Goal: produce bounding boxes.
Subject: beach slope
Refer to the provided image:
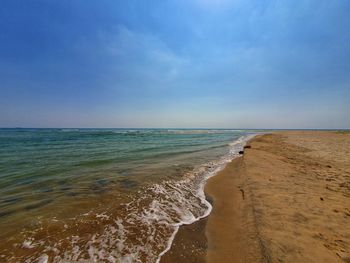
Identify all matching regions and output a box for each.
[205,131,350,262]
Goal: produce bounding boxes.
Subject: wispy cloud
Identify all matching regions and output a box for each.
[100,26,190,89]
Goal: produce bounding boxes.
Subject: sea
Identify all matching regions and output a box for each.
[0,128,256,262]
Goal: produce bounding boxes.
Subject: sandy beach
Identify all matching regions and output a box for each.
[163,131,350,262]
[2,0,350,261]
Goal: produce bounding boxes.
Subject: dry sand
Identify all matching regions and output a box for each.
[163,131,350,262]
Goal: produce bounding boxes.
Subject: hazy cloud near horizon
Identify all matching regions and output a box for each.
[0,0,349,128]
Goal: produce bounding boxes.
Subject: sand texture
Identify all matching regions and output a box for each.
[205,131,350,262]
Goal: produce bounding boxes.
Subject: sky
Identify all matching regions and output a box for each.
[0,0,349,129]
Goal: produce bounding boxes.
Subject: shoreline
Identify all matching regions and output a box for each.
[162,131,350,262]
[160,134,256,263]
[204,137,266,262]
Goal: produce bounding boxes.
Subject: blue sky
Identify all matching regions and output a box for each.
[0,0,349,128]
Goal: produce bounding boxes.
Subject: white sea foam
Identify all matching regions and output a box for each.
[37,254,49,263]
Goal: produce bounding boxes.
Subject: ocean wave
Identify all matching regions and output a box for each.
[1,135,255,263]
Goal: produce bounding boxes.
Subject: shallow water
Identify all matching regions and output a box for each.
[0,128,255,262]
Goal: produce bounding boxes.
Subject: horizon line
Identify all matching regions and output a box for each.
[0,127,349,131]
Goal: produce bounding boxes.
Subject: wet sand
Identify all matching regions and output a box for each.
[160,218,207,263]
[163,131,350,262]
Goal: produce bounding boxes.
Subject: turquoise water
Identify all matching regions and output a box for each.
[0,128,254,262]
